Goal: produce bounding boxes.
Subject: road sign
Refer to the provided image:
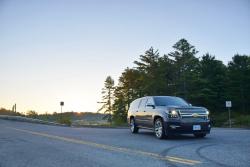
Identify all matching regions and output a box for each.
[226,101,232,108]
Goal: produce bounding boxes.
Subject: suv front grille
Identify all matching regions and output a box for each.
[177,108,208,121]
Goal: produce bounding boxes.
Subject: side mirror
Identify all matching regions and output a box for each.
[146,104,155,109]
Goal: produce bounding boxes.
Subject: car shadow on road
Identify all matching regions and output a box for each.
[138,130,209,140]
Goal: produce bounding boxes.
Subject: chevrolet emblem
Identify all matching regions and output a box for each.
[192,113,199,117]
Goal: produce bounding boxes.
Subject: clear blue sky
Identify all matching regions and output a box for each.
[0,0,249,114]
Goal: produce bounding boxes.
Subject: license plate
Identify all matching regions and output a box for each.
[193,125,201,131]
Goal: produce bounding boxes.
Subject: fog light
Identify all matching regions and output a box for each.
[170,125,181,129]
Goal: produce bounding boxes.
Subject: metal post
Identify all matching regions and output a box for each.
[228,107,231,128]
[60,101,64,120]
[13,104,16,113]
[226,101,232,128]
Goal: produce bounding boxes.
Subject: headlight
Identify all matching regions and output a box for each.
[168,109,179,118]
[206,110,210,119]
[206,110,210,115]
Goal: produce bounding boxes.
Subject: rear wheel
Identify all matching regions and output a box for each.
[130,118,139,133]
[154,118,166,139]
[194,133,206,138]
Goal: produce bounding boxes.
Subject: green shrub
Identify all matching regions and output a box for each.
[26,110,38,119]
[234,115,250,127]
[57,116,72,126]
[210,112,228,127]
[113,117,127,126]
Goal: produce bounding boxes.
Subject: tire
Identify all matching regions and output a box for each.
[194,133,206,138]
[130,118,139,133]
[154,118,166,139]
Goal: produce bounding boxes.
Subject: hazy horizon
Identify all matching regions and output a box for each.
[1,0,250,114]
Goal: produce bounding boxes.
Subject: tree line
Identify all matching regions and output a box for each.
[99,38,250,124]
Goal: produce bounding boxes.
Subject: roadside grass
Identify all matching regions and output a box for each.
[211,111,250,128]
[72,120,109,126]
[0,108,23,116]
[234,115,250,127]
[71,119,127,128]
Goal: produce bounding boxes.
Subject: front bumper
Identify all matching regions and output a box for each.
[164,119,211,135]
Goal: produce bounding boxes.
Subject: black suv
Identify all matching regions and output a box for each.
[127,96,211,139]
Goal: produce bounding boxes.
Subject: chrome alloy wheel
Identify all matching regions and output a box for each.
[130,118,138,133]
[130,119,135,132]
[154,119,163,138]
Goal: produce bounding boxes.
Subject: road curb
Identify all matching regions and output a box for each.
[0,115,128,129]
[212,127,250,130]
[0,115,68,127]
[71,124,128,129]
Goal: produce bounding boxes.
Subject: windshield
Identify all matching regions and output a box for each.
[154,96,189,106]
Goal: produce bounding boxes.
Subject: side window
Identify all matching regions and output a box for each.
[138,98,147,109]
[146,97,154,107]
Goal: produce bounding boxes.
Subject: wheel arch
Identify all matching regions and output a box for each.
[129,115,135,121]
[153,115,163,124]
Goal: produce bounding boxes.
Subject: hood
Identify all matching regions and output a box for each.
[156,105,207,112]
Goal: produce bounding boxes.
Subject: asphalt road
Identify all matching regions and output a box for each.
[0,120,250,167]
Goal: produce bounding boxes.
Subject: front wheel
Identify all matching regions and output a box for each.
[130,118,139,133]
[154,118,166,139]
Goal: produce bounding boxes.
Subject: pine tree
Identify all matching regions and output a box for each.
[112,68,142,123]
[197,53,227,111]
[227,55,250,113]
[168,39,199,100]
[98,76,115,124]
[134,47,160,95]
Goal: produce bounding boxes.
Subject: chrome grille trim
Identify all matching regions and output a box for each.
[177,109,208,119]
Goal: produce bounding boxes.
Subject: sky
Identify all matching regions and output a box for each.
[0,0,249,114]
